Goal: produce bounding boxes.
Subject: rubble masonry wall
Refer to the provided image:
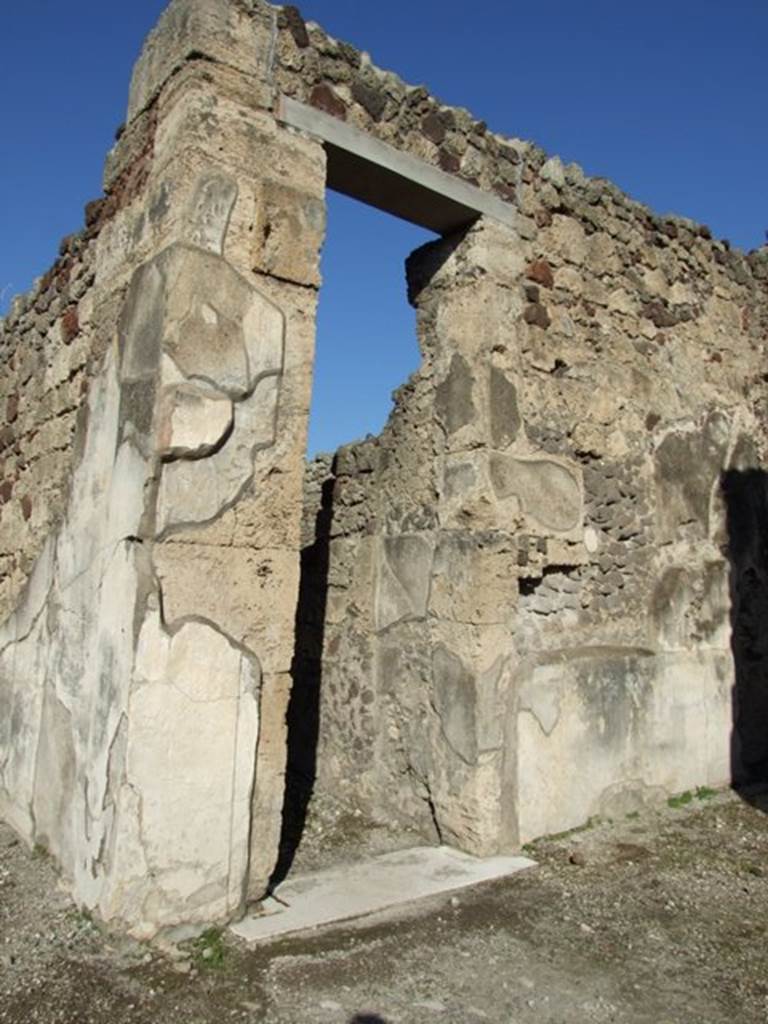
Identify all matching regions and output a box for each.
[0,0,766,937]
[289,9,768,848]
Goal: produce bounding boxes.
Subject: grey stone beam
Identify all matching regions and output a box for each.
[276,96,519,236]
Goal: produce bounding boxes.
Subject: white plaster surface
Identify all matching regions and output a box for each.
[0,239,283,937]
[157,374,279,532]
[0,348,149,903]
[516,649,733,843]
[231,846,536,944]
[113,611,260,937]
[159,382,233,459]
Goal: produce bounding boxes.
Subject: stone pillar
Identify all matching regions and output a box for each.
[104,0,328,932]
[415,224,587,851]
[391,219,549,854]
[0,0,326,938]
[313,219,587,854]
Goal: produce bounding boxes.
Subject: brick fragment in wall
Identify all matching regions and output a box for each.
[523,303,551,329]
[438,148,460,174]
[494,181,517,202]
[61,306,79,344]
[421,111,449,145]
[641,301,697,329]
[310,83,347,120]
[278,5,310,48]
[526,260,555,289]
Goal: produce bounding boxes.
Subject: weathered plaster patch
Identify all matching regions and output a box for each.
[431,644,478,765]
[111,610,260,936]
[654,410,731,543]
[374,534,434,631]
[157,374,279,533]
[185,173,238,255]
[158,382,234,461]
[488,366,522,449]
[435,354,475,436]
[489,454,582,532]
[516,649,731,843]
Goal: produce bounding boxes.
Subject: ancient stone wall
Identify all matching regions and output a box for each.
[1,0,767,939]
[273,10,529,208]
[0,0,327,938]
[292,7,768,848]
[306,188,768,844]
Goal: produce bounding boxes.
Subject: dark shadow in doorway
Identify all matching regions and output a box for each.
[268,472,335,889]
[721,467,768,809]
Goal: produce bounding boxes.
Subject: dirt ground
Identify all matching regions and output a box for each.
[1,786,767,1024]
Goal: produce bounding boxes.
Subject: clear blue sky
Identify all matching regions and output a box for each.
[1,1,765,454]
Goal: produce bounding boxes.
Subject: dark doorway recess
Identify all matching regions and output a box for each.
[269,470,333,888]
[721,468,768,811]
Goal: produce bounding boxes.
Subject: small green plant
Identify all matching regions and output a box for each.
[695,786,717,801]
[193,927,226,969]
[32,843,50,860]
[743,862,763,878]
[69,907,94,928]
[547,816,602,843]
[667,790,694,809]
[625,811,640,820]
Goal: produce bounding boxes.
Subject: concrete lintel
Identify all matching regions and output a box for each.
[277,96,519,236]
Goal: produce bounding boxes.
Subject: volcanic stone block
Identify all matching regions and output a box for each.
[127,0,274,120]
[435,354,475,436]
[488,366,522,449]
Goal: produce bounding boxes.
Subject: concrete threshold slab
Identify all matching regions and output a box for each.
[231,846,536,945]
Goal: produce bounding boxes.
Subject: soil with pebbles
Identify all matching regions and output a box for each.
[1,786,767,1024]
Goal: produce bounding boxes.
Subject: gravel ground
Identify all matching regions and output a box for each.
[1,786,766,1024]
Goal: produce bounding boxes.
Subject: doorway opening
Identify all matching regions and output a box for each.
[307,190,433,457]
[273,191,434,886]
[270,99,495,887]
